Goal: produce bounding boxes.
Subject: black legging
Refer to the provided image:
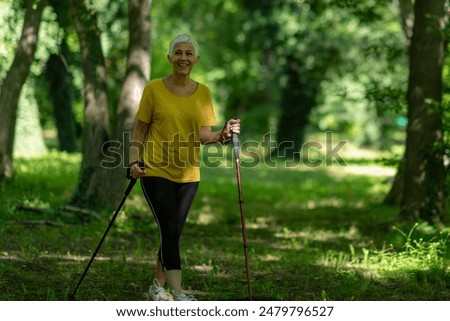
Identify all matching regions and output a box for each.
[140,176,199,270]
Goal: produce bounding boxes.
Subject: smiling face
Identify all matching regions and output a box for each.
[167,42,199,77]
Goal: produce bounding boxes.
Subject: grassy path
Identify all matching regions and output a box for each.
[0,152,449,300]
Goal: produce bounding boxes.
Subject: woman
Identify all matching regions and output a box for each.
[129,34,240,301]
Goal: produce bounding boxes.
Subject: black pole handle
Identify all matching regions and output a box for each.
[125,161,145,195]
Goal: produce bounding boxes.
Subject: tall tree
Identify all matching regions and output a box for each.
[0,0,47,179]
[238,0,326,156]
[45,0,77,153]
[44,42,77,153]
[399,0,447,223]
[276,55,320,158]
[98,0,152,208]
[68,0,110,207]
[383,0,415,206]
[238,0,370,156]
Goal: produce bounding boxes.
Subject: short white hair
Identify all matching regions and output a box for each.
[168,34,199,57]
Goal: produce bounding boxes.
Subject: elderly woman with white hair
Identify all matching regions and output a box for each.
[129,34,240,301]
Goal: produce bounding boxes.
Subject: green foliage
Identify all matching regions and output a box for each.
[308,1,408,149]
[0,0,427,154]
[389,224,448,271]
[0,1,60,156]
[336,223,450,298]
[31,5,60,74]
[14,82,48,156]
[93,0,128,115]
[1,0,449,299]
[0,1,22,80]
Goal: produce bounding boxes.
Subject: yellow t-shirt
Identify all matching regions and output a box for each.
[136,79,217,182]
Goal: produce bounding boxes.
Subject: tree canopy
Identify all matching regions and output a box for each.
[0,0,448,223]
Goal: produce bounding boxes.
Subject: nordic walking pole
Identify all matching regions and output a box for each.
[69,165,143,300]
[232,131,253,301]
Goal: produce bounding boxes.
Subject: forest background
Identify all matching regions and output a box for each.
[0,0,449,301]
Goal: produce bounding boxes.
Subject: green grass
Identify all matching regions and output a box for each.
[0,149,449,301]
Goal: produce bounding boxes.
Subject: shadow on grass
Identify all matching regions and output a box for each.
[1,155,449,300]
[1,240,449,301]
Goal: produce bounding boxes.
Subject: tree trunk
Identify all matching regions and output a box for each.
[275,55,318,158]
[400,0,447,224]
[383,158,404,205]
[68,0,110,207]
[96,0,152,208]
[44,41,77,153]
[46,0,77,153]
[0,0,46,179]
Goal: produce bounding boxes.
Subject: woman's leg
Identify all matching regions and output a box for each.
[141,177,198,292]
[166,181,199,293]
[154,260,166,287]
[175,181,199,239]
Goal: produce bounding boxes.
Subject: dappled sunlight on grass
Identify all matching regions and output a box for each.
[191,196,219,225]
[275,225,362,244]
[259,253,281,262]
[312,226,450,300]
[264,224,370,253]
[337,165,396,177]
[272,194,375,211]
[246,216,276,229]
[0,254,25,262]
[1,151,449,300]
[192,264,215,273]
[302,197,346,209]
[195,212,217,225]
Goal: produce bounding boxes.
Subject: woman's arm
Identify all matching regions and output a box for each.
[129,120,149,178]
[200,118,240,145]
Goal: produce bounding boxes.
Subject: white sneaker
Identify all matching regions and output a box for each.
[149,279,173,301]
[173,290,197,301]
